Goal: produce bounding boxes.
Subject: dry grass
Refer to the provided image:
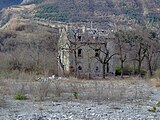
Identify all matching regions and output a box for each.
[0,74,152,103]
[30,81,50,101]
[0,80,7,107]
[44,77,151,103]
[150,78,160,87]
[0,95,6,107]
[155,83,160,87]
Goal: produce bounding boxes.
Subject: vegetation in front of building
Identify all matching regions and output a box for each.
[115,65,147,77]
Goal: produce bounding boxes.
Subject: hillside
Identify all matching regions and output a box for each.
[34,0,160,25]
[0,0,159,30]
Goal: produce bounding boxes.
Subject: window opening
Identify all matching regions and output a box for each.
[78,49,82,57]
[95,49,100,57]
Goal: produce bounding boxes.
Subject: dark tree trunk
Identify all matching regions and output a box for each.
[103,64,106,79]
[138,61,142,77]
[147,58,153,77]
[107,63,109,73]
[121,61,124,78]
[74,50,77,78]
[148,62,153,77]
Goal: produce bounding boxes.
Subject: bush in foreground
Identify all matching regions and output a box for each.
[14,93,27,100]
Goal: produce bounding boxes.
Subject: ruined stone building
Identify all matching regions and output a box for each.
[58,26,118,78]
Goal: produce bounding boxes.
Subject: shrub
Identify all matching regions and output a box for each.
[123,66,132,75]
[148,107,156,113]
[140,69,147,77]
[70,83,78,99]
[115,65,132,76]
[115,65,147,76]
[53,81,62,97]
[115,65,121,75]
[14,93,27,100]
[30,80,50,101]
[133,68,147,77]
[73,91,78,99]
[148,101,160,113]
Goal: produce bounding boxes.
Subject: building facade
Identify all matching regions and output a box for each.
[58,27,118,78]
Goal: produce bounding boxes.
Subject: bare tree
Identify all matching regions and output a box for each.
[58,28,85,77]
[89,38,117,79]
[115,30,128,78]
[70,30,80,77]
[125,30,147,76]
[145,31,160,77]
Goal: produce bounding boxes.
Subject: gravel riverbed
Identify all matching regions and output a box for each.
[0,81,160,120]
